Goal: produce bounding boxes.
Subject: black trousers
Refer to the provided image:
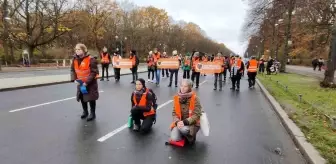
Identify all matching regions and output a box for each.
[101,64,109,79]
[214,73,222,89]
[148,67,154,80]
[79,94,96,114]
[191,71,200,87]
[183,70,190,79]
[223,69,228,79]
[231,76,241,89]
[162,69,169,77]
[131,110,154,133]
[131,67,138,82]
[247,72,257,87]
[259,65,265,73]
[114,68,121,80]
[169,69,179,86]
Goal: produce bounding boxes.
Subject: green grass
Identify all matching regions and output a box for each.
[258,73,336,164]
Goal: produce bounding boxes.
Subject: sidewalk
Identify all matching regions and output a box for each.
[0,66,147,91]
[286,65,328,79]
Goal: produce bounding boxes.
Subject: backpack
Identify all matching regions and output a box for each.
[146,88,158,124]
[146,88,158,109]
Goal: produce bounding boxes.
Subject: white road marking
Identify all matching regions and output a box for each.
[9,90,104,113]
[97,80,207,142]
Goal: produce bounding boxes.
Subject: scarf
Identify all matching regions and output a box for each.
[134,88,145,95]
[178,90,193,104]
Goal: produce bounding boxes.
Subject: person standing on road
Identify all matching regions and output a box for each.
[213,53,225,91]
[191,52,201,88]
[130,78,156,133]
[169,79,202,145]
[223,55,230,81]
[168,50,180,87]
[100,47,111,81]
[147,51,155,82]
[182,53,191,79]
[230,55,244,91]
[130,50,139,84]
[153,48,161,86]
[246,56,258,88]
[112,50,122,82]
[161,52,170,78]
[71,43,99,121]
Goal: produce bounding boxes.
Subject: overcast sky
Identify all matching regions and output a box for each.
[127,0,248,55]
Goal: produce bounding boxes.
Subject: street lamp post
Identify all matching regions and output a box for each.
[1,0,11,71]
[115,35,127,58]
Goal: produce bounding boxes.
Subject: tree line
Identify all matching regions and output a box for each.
[241,0,336,86]
[0,0,232,65]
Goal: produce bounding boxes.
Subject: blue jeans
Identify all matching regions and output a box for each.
[155,69,161,84]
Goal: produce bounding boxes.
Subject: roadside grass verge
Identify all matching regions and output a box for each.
[258,73,336,164]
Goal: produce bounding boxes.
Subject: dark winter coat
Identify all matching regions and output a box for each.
[71,53,100,102]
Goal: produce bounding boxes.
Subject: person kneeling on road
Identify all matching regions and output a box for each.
[130,78,156,133]
[169,79,202,145]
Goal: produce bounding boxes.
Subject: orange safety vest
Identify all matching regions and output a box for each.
[231,59,243,73]
[153,53,161,63]
[213,57,223,64]
[248,59,258,72]
[192,57,200,69]
[130,56,136,66]
[113,55,120,63]
[74,57,98,82]
[147,57,154,66]
[101,53,110,63]
[132,90,155,117]
[202,56,208,62]
[170,92,200,129]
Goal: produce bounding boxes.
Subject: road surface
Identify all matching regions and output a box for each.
[0,72,306,164]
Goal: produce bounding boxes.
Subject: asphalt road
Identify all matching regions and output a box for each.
[0,72,306,164]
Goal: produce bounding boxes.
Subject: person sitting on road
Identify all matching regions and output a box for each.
[71,43,99,122]
[130,78,156,133]
[169,79,202,145]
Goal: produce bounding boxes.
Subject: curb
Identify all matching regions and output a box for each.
[0,70,148,92]
[256,79,326,164]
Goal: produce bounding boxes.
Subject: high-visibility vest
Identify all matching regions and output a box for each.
[170,92,200,129]
[130,56,136,66]
[231,59,243,73]
[132,90,155,117]
[192,57,200,69]
[248,59,258,72]
[147,57,154,66]
[113,56,120,63]
[153,53,161,63]
[202,56,208,62]
[101,53,110,63]
[74,56,98,82]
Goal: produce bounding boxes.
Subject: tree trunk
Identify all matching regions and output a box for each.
[321,24,336,87]
[280,0,295,72]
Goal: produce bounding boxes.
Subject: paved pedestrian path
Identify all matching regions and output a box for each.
[0,66,147,91]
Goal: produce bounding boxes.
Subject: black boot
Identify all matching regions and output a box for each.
[87,108,96,121]
[81,108,88,119]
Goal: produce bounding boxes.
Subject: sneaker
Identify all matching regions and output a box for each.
[133,124,140,131]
